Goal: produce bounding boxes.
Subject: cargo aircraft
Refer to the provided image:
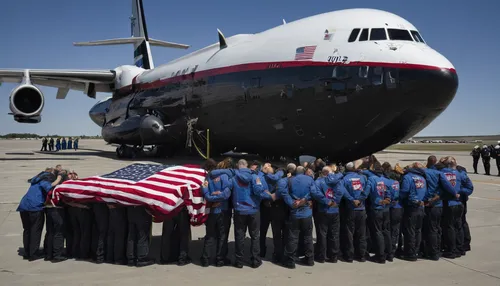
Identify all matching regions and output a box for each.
[0,0,458,161]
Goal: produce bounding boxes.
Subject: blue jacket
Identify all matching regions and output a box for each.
[203,173,232,214]
[423,166,455,207]
[211,168,271,215]
[366,173,390,211]
[264,170,284,194]
[381,176,402,209]
[458,168,474,202]
[17,172,54,212]
[277,174,327,219]
[315,173,354,213]
[401,168,428,208]
[439,168,463,207]
[342,171,368,210]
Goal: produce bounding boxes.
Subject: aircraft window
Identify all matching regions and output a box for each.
[175,70,180,76]
[359,28,369,41]
[332,66,349,80]
[370,28,387,40]
[411,30,425,43]
[359,66,369,78]
[387,29,413,41]
[191,65,199,73]
[372,67,383,85]
[348,28,361,42]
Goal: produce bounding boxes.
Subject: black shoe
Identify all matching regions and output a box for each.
[464,246,471,252]
[387,256,394,262]
[28,255,44,262]
[215,260,224,267]
[233,262,243,269]
[370,256,386,264]
[443,253,456,259]
[428,256,439,261]
[342,257,354,263]
[200,259,209,267]
[51,257,68,263]
[127,260,136,267]
[282,262,296,269]
[300,257,314,266]
[177,257,192,266]
[403,255,418,262]
[326,257,338,263]
[272,254,282,264]
[44,256,52,261]
[136,259,155,267]
[315,257,325,263]
[251,260,262,269]
[358,257,366,263]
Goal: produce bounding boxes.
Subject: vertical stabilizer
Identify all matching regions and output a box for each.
[131,0,153,69]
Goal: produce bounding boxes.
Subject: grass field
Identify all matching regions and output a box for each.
[386,143,498,152]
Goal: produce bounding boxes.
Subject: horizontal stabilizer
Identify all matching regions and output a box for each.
[73,37,189,49]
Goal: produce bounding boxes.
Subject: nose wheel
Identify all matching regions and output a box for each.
[116,144,140,159]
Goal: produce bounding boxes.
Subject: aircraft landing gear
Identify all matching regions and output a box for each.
[116,144,141,159]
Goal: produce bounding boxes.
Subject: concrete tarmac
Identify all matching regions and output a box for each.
[1,139,499,286]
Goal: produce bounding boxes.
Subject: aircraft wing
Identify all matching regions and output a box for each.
[0,69,116,98]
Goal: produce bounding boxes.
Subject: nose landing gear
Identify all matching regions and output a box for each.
[116,144,142,159]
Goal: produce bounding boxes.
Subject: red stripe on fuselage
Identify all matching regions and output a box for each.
[118,60,456,94]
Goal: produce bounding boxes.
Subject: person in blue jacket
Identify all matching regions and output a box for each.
[61,138,67,150]
[342,162,369,262]
[439,156,466,258]
[277,166,334,269]
[315,166,358,263]
[380,163,403,261]
[55,138,61,151]
[200,166,232,267]
[216,159,274,269]
[17,168,61,261]
[261,163,286,263]
[74,138,79,150]
[67,137,73,149]
[422,156,455,260]
[365,164,392,264]
[457,165,473,253]
[400,163,428,261]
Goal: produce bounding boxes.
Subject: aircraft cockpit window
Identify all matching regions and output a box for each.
[410,30,425,43]
[359,28,369,41]
[369,28,387,40]
[359,66,369,78]
[348,28,361,42]
[387,29,413,41]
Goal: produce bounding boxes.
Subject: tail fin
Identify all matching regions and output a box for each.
[73,0,189,70]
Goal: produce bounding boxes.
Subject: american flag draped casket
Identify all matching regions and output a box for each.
[51,163,208,226]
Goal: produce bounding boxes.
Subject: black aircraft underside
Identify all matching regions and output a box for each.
[101,64,458,162]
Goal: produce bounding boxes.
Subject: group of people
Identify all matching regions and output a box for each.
[16,154,473,270]
[40,137,79,152]
[470,143,500,176]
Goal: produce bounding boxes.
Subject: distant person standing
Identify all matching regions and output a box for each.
[470,146,481,174]
[40,137,48,152]
[61,138,67,150]
[68,137,73,150]
[492,142,500,176]
[74,138,79,150]
[49,138,55,151]
[55,138,61,151]
[481,145,491,175]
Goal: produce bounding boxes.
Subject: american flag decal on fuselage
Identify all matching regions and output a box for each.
[295,46,317,60]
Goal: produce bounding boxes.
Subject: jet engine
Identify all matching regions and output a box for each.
[9,84,44,123]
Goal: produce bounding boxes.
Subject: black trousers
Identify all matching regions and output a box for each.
[316,212,340,261]
[270,201,287,260]
[496,158,500,175]
[90,203,109,262]
[201,212,226,263]
[45,208,65,259]
[106,207,128,264]
[20,211,45,258]
[483,157,491,175]
[423,206,442,258]
[234,211,260,265]
[462,200,471,251]
[126,206,152,262]
[63,206,74,258]
[443,204,464,256]
[472,157,479,173]
[223,209,232,260]
[389,208,403,257]
[160,207,191,262]
[344,209,367,260]
[370,209,391,260]
[403,207,424,258]
[284,216,314,264]
[259,203,271,257]
[68,207,92,259]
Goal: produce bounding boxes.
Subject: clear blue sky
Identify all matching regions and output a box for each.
[0,0,498,137]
